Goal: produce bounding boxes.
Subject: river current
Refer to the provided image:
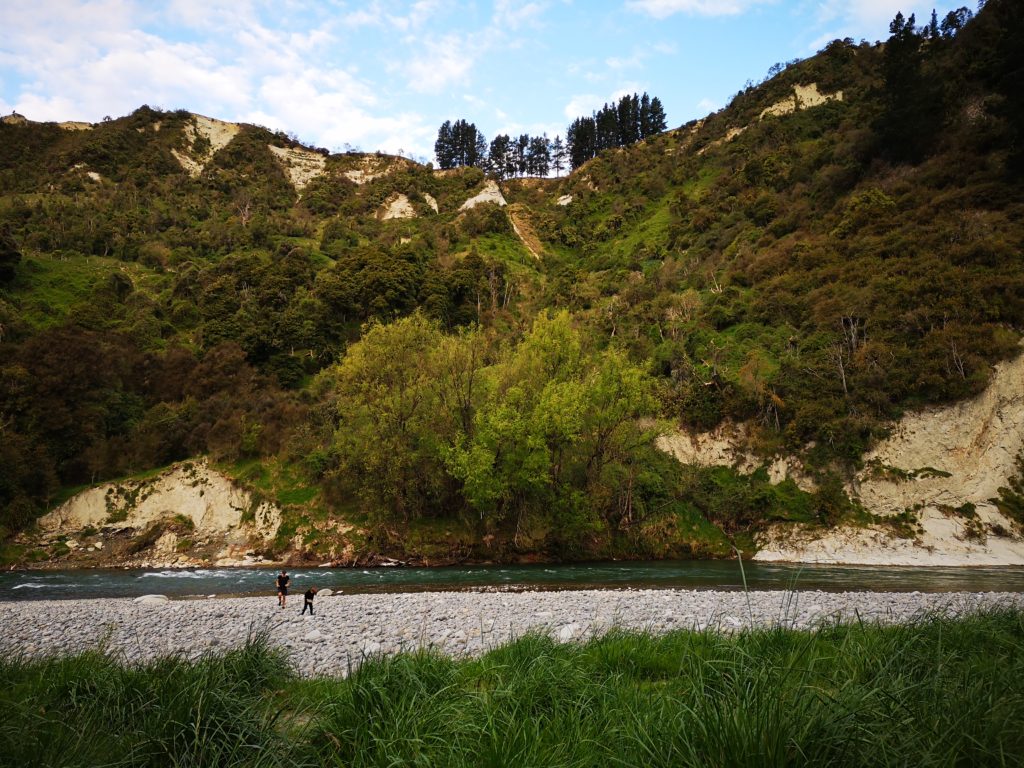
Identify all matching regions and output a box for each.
[4,560,1024,600]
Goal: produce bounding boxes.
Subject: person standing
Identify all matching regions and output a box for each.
[276,570,290,608]
[301,586,318,615]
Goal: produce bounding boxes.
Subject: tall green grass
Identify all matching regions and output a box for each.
[3,611,1023,767]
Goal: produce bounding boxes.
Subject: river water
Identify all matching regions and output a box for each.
[4,560,1024,601]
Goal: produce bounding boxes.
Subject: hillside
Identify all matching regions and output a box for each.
[1,0,1023,568]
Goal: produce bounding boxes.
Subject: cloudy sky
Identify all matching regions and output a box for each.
[1,0,934,161]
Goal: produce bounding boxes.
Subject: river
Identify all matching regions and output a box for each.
[4,560,1024,600]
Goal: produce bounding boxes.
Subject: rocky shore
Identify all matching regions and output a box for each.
[2,589,1022,678]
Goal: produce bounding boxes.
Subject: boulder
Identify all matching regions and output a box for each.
[317,588,334,597]
[133,594,169,605]
[556,624,580,642]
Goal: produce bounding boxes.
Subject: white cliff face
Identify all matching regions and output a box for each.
[656,423,817,492]
[658,345,1024,565]
[377,193,417,219]
[760,83,843,119]
[268,145,327,190]
[755,345,1024,565]
[171,114,241,177]
[853,349,1024,516]
[36,460,282,567]
[459,180,507,210]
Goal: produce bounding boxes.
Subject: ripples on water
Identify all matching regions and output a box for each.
[3,561,1024,601]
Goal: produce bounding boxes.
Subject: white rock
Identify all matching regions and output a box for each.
[133,595,169,605]
[556,624,580,642]
[317,588,334,597]
[557,194,573,206]
[459,180,506,210]
[304,630,324,641]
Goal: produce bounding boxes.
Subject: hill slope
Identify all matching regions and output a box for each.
[2,0,1023,567]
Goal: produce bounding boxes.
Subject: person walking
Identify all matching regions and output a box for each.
[301,586,318,615]
[276,570,290,608]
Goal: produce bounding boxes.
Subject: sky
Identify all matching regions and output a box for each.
[1,0,940,162]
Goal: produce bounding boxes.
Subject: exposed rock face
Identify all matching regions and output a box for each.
[754,507,1024,566]
[58,121,93,131]
[377,192,417,220]
[755,345,1024,565]
[423,193,439,213]
[557,194,573,206]
[459,180,507,210]
[268,145,326,190]
[171,114,240,177]
[656,423,816,492]
[342,155,408,185]
[760,83,843,120]
[659,345,1024,565]
[698,126,748,155]
[854,348,1024,516]
[35,460,282,567]
[1,113,28,125]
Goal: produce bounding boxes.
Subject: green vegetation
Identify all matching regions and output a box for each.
[3,611,1024,767]
[1,3,1023,562]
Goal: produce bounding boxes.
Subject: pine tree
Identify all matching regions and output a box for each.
[550,135,566,177]
[639,93,652,138]
[647,96,667,134]
[526,134,551,176]
[434,120,455,169]
[595,104,618,151]
[515,134,529,177]
[879,12,938,162]
[617,94,639,146]
[488,134,513,179]
[566,116,596,169]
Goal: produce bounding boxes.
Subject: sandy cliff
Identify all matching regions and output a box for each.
[30,460,282,568]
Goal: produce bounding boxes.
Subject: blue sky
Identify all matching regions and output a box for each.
[1,1,935,162]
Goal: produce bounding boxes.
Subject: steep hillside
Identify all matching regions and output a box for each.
[2,1,1023,567]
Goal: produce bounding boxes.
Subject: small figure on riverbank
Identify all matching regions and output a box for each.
[302,587,318,615]
[276,570,290,608]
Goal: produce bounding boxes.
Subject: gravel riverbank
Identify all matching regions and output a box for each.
[2,589,1021,677]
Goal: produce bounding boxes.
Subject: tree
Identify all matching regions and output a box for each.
[595,103,619,151]
[326,313,450,523]
[434,120,455,169]
[526,134,551,177]
[488,134,513,179]
[515,134,529,177]
[434,119,487,169]
[646,96,667,135]
[550,135,567,177]
[878,12,938,162]
[567,116,596,169]
[940,6,973,37]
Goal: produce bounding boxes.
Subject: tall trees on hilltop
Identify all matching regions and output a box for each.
[434,90,667,176]
[434,119,487,170]
[566,92,667,170]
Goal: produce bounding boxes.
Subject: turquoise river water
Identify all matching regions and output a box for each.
[3,561,1024,600]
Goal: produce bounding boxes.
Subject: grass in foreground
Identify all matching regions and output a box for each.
[2,611,1023,767]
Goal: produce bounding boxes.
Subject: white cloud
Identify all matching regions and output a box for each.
[696,97,720,114]
[563,84,643,120]
[813,0,918,39]
[403,33,475,93]
[625,0,773,18]
[606,54,643,70]
[492,0,545,30]
[388,0,447,31]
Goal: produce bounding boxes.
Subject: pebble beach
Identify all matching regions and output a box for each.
[2,589,1023,677]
